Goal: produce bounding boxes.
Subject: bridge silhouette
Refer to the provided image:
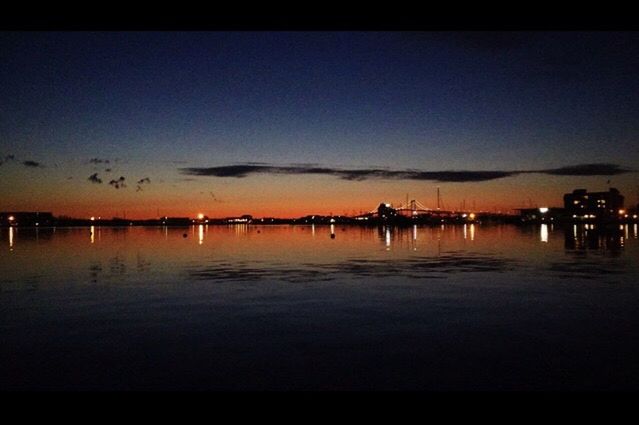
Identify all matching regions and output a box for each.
[355,199,475,220]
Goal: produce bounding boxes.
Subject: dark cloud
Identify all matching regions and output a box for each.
[88,173,102,184]
[109,176,126,189]
[23,160,42,168]
[540,163,630,176]
[89,158,110,164]
[134,178,151,192]
[183,165,266,178]
[179,165,516,182]
[179,163,634,183]
[0,154,16,166]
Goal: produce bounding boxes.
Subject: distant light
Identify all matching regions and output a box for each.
[469,213,476,220]
[385,203,391,207]
[619,209,626,215]
[197,213,204,220]
[8,216,14,221]
[462,213,467,218]
[539,207,549,214]
[634,215,638,219]
[90,216,95,221]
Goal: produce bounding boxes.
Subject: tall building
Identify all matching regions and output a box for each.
[563,188,624,220]
[377,203,398,221]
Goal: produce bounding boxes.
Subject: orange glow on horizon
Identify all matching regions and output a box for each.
[23,201,519,221]
[4,172,635,220]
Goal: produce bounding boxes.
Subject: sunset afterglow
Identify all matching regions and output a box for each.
[1,32,638,219]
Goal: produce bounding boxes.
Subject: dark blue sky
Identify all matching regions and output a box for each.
[1,32,638,217]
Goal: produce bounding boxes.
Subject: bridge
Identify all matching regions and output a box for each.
[354,199,476,221]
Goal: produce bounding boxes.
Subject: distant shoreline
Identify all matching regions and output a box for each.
[1,220,635,229]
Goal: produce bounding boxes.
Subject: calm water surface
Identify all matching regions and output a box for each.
[1,223,638,390]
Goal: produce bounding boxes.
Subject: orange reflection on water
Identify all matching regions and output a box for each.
[1,224,637,289]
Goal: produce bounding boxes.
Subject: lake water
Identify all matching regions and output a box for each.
[1,223,638,390]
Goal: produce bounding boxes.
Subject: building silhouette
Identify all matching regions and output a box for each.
[160,217,191,226]
[564,188,624,221]
[515,207,564,223]
[377,203,398,221]
[0,211,54,226]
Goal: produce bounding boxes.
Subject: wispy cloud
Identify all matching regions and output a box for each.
[179,163,633,183]
[0,154,15,166]
[89,158,110,164]
[1,156,44,168]
[109,176,126,189]
[209,192,224,203]
[88,173,103,184]
[540,163,628,176]
[135,177,151,192]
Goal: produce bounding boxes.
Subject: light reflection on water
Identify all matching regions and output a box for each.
[540,223,548,243]
[1,224,638,390]
[2,223,637,287]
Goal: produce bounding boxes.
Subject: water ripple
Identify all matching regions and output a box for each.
[545,259,627,280]
[187,252,516,283]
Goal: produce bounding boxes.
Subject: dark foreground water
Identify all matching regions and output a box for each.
[1,223,638,390]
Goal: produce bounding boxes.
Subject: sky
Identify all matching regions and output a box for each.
[1,31,638,219]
